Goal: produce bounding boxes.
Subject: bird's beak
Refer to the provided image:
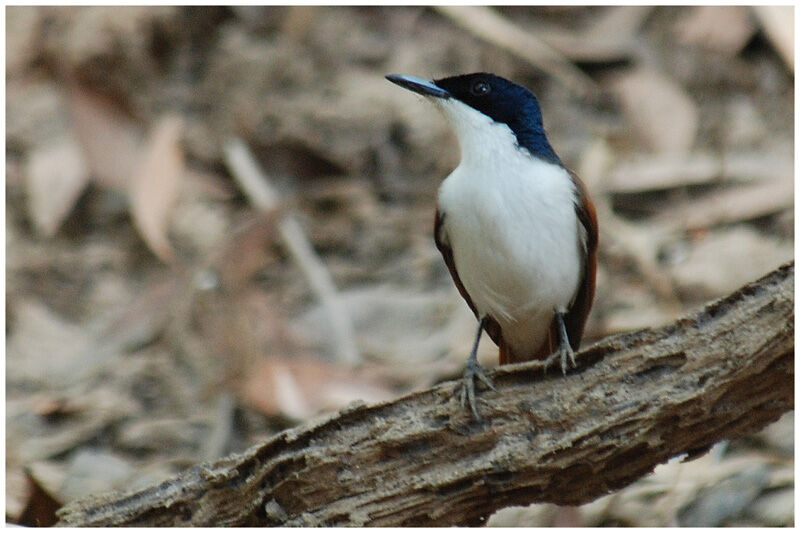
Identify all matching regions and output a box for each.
[385,74,451,99]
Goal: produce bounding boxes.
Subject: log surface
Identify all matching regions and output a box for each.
[57,262,794,527]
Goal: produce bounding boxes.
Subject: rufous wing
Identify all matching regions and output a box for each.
[565,170,599,350]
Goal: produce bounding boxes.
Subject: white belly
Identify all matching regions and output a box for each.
[438,157,583,356]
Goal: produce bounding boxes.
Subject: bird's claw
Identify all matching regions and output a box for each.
[543,345,576,375]
[459,358,495,420]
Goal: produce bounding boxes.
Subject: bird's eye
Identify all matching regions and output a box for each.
[471,80,491,96]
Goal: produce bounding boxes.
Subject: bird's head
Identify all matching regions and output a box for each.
[386,72,560,164]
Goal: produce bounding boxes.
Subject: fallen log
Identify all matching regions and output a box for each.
[57,261,794,526]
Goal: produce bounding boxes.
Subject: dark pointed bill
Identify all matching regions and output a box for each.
[385,74,451,99]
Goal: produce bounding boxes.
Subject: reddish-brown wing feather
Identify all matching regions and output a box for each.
[565,170,599,349]
[434,208,508,357]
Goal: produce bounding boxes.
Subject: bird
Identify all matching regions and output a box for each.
[386,72,598,419]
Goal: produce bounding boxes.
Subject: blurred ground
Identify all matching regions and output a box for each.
[5,6,793,526]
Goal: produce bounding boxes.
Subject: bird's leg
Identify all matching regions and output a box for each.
[459,315,496,420]
[543,309,576,375]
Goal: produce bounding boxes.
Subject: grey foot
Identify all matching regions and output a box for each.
[543,344,577,375]
[459,358,496,420]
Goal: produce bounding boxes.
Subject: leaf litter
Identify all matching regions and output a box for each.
[5,6,793,526]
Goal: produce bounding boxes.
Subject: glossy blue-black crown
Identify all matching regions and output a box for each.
[434,73,561,165]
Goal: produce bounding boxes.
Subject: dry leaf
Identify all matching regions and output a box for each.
[16,471,62,527]
[656,178,794,232]
[677,465,769,526]
[588,6,654,41]
[756,412,793,456]
[101,276,181,352]
[606,150,792,193]
[749,488,794,526]
[577,446,781,527]
[752,6,794,72]
[281,6,318,42]
[669,227,793,298]
[539,6,653,63]
[117,417,202,454]
[67,81,142,188]
[183,167,238,201]
[59,449,134,503]
[216,214,279,290]
[293,285,477,364]
[271,362,313,419]
[6,6,42,75]
[606,152,722,193]
[241,357,395,419]
[434,6,599,98]
[6,299,107,387]
[129,114,185,263]
[188,217,282,389]
[676,6,755,55]
[609,67,698,154]
[52,6,176,66]
[25,136,89,236]
[7,386,137,463]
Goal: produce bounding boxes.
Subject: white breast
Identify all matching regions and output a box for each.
[436,99,583,357]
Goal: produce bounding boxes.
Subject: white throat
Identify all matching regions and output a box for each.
[437,98,528,169]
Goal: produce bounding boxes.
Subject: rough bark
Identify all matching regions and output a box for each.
[57,261,794,527]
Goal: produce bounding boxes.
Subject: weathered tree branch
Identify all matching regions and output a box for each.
[57,262,794,527]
